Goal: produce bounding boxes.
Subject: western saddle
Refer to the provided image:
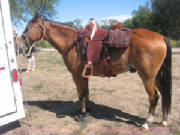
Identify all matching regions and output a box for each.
[80,19,132,78]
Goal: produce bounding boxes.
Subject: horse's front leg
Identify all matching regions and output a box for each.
[72,73,90,121]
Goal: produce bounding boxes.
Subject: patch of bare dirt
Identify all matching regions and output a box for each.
[2,52,180,135]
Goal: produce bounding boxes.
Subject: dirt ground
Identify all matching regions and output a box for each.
[2,51,180,135]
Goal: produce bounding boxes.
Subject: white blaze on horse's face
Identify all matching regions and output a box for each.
[90,19,97,40]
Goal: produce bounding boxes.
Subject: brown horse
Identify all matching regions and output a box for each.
[22,14,172,129]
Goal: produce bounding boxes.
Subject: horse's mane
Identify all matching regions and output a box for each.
[46,19,79,41]
[47,19,78,31]
[44,19,80,55]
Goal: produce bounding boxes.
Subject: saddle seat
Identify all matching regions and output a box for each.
[86,27,108,65]
[81,23,132,78]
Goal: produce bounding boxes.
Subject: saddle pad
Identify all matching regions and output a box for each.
[107,28,131,48]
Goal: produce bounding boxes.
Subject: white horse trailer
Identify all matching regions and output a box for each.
[0,0,25,126]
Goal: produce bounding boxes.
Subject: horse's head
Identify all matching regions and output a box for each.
[22,12,46,55]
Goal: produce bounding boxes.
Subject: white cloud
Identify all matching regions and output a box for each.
[99,14,132,22]
[82,14,132,27]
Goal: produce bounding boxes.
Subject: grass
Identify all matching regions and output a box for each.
[115,121,121,128]
[72,118,92,135]
[37,124,44,129]
[34,51,66,73]
[34,83,43,91]
[169,128,179,135]
[54,94,61,99]
[13,129,28,135]
[168,121,180,135]
[38,40,52,48]
[100,88,116,94]
[49,133,59,135]
[47,97,53,100]
[170,39,180,47]
[61,89,67,95]
[73,122,87,135]
[45,55,64,66]
[103,124,112,129]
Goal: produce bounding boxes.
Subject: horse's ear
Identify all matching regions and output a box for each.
[33,12,40,22]
[34,12,39,17]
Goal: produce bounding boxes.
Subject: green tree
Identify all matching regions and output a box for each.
[123,19,134,28]
[132,4,152,29]
[9,0,59,25]
[123,2,152,29]
[101,19,118,30]
[64,21,75,28]
[101,19,109,30]
[63,19,83,29]
[109,19,119,27]
[123,0,180,40]
[151,0,180,39]
[73,19,83,29]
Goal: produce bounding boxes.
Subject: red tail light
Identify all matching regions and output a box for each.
[0,67,5,70]
[12,69,18,82]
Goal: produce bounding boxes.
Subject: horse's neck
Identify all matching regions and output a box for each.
[44,21,78,54]
[43,21,80,72]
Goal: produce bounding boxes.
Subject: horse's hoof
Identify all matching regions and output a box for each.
[56,114,66,118]
[142,123,149,130]
[75,113,86,122]
[161,121,167,126]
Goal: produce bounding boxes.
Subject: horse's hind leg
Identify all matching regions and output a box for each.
[72,73,90,121]
[141,78,159,129]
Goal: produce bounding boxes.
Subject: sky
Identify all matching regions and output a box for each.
[16,0,147,34]
[55,0,147,24]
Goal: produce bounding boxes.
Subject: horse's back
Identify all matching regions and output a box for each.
[131,28,166,51]
[132,28,164,40]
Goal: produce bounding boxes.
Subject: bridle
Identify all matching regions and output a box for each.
[22,20,46,56]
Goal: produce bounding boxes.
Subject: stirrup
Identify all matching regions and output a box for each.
[82,64,93,78]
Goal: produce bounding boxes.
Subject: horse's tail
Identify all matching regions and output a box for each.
[156,37,172,117]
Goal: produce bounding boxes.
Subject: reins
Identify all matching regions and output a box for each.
[22,20,46,56]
